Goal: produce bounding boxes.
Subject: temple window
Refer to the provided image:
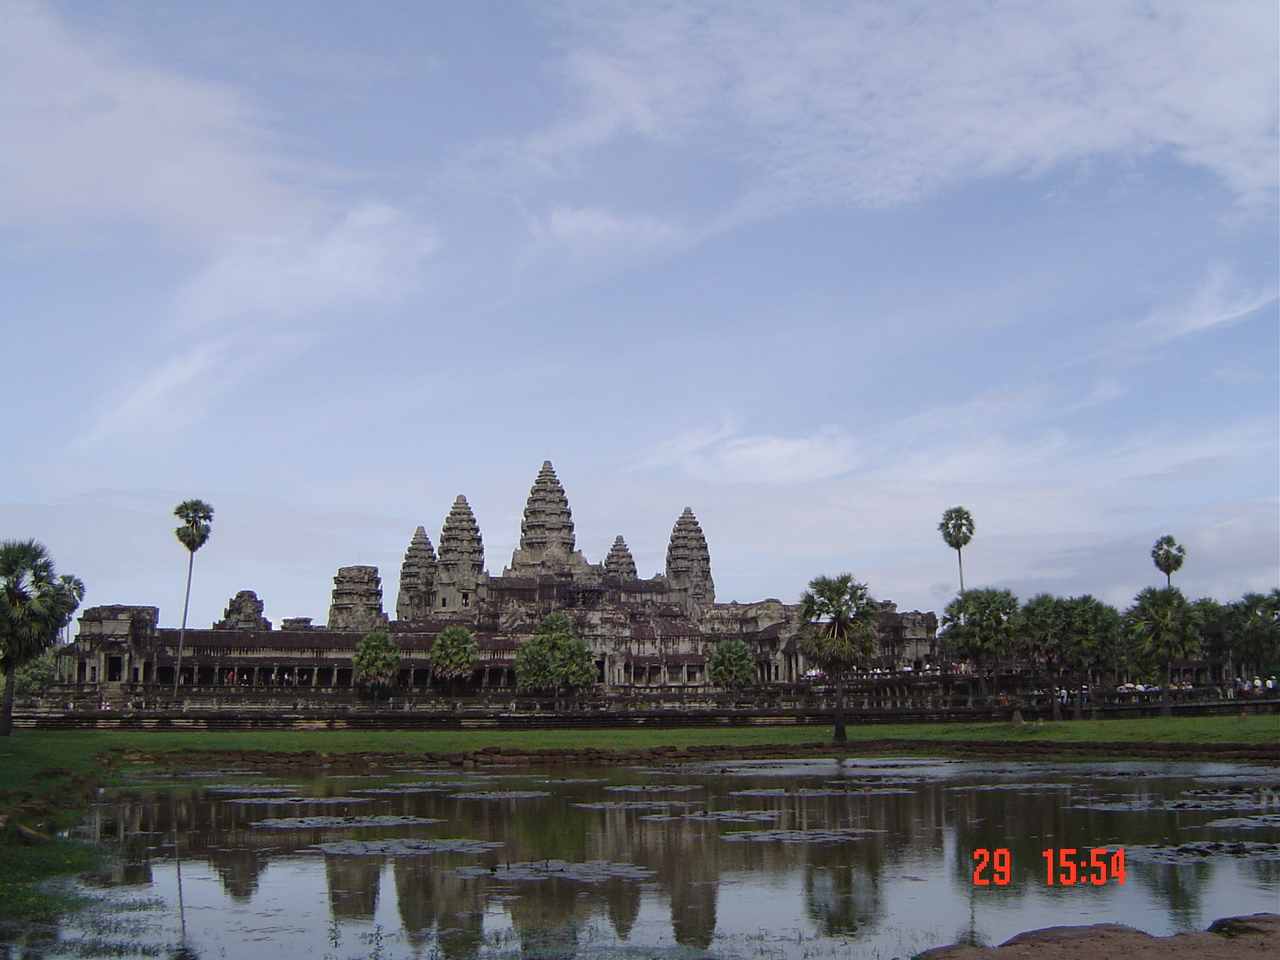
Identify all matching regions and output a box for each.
[441,596,448,608]
[462,592,470,608]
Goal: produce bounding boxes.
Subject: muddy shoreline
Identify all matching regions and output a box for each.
[917,913,1280,958]
[124,737,1280,772]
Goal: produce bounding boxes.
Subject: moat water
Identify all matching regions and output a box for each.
[13,757,1280,959]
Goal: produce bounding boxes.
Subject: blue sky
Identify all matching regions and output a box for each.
[3,0,1277,630]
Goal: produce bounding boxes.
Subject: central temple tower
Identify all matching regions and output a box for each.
[503,460,595,579]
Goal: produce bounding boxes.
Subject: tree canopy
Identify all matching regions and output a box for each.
[942,588,1019,671]
[515,613,597,696]
[431,625,478,681]
[1,540,84,736]
[352,629,400,692]
[707,636,755,689]
[798,574,880,677]
[1150,534,1185,587]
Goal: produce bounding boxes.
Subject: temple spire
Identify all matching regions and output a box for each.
[396,526,437,622]
[504,460,594,577]
[665,507,715,616]
[438,495,484,573]
[604,535,638,580]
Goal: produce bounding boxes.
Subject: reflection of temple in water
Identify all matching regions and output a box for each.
[325,856,382,920]
[393,858,487,960]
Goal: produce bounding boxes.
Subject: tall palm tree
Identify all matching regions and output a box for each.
[1150,535,1186,587]
[1,540,84,737]
[173,500,214,695]
[799,574,880,744]
[1125,586,1202,716]
[938,507,975,595]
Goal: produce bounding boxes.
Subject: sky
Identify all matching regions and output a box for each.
[2,0,1277,631]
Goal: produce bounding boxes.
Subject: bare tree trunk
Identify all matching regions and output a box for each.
[833,677,847,744]
[0,667,16,737]
[957,548,965,595]
[1162,657,1173,717]
[174,550,194,696]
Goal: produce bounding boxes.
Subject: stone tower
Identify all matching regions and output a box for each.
[327,565,389,631]
[504,460,594,578]
[665,507,715,618]
[435,495,485,614]
[214,590,271,631]
[396,526,437,622]
[604,535,638,580]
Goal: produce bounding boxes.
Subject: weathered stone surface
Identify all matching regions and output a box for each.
[214,590,271,631]
[281,617,314,630]
[439,496,484,570]
[436,496,485,614]
[396,526,437,622]
[504,461,594,578]
[665,507,715,615]
[72,459,939,689]
[327,566,388,632]
[604,535,638,580]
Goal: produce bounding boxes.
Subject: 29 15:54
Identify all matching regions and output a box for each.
[972,847,1127,886]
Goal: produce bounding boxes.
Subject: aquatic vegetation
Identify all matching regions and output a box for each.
[252,814,443,829]
[313,837,503,855]
[454,859,655,883]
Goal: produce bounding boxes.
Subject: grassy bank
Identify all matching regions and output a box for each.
[2,714,1275,792]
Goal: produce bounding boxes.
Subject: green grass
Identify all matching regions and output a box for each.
[0,840,102,922]
[1,713,1275,794]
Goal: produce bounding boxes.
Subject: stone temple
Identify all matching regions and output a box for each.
[64,461,937,691]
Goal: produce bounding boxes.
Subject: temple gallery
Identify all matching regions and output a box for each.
[64,462,936,692]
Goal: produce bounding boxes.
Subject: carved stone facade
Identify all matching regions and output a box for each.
[604,536,638,580]
[214,590,271,631]
[327,566,388,632]
[62,460,938,692]
[395,526,437,622]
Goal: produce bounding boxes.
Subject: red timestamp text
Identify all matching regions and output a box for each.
[971,848,1126,887]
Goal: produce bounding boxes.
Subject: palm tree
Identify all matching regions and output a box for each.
[172,499,214,695]
[1125,586,1203,716]
[1,540,84,737]
[1150,535,1185,587]
[938,507,975,595]
[941,588,1018,705]
[799,574,880,744]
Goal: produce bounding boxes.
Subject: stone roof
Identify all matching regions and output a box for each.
[665,507,714,598]
[396,526,437,622]
[604,535,638,580]
[519,460,576,555]
[214,590,271,631]
[327,565,388,631]
[438,495,484,570]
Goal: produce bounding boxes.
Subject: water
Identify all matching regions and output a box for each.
[14,758,1280,959]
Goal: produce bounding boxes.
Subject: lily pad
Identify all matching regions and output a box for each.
[450,790,552,801]
[730,787,904,799]
[604,784,703,794]
[1201,814,1280,830]
[640,810,781,824]
[722,827,882,844]
[314,837,503,855]
[225,796,370,806]
[253,814,443,829]
[453,859,655,883]
[572,800,703,811]
[1124,840,1280,863]
[204,785,301,796]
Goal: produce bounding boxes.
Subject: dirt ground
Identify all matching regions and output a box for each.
[916,914,1280,959]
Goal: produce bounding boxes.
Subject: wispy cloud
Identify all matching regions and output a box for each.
[0,0,308,238]
[519,1,1277,217]
[176,203,437,331]
[1138,264,1278,343]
